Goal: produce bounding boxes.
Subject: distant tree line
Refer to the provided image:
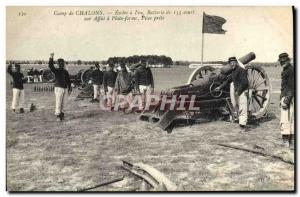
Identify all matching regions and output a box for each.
[6,59,280,67]
[107,55,173,66]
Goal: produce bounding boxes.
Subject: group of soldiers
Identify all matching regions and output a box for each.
[88,59,154,111]
[7,52,294,149]
[26,67,43,83]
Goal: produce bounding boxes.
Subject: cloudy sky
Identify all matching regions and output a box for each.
[6,6,293,62]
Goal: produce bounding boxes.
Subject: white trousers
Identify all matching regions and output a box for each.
[34,76,39,82]
[106,86,116,108]
[235,91,248,126]
[280,97,294,135]
[139,85,152,110]
[27,76,33,83]
[11,88,25,110]
[93,84,100,99]
[54,87,68,115]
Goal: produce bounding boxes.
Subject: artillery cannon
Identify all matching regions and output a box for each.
[140,52,272,132]
[41,68,93,86]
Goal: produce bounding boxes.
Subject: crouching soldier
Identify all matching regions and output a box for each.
[278,53,294,149]
[49,53,72,121]
[216,57,249,130]
[115,63,133,113]
[103,63,117,110]
[7,64,27,113]
[90,62,103,103]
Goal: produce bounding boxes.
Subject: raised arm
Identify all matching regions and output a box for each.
[7,64,13,75]
[48,53,57,73]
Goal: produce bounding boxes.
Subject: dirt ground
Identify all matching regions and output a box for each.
[6,66,294,191]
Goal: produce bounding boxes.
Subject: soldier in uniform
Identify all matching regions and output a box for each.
[103,63,117,110]
[134,59,154,110]
[216,57,249,129]
[7,64,27,113]
[49,53,72,121]
[90,62,104,103]
[115,63,133,112]
[278,53,294,149]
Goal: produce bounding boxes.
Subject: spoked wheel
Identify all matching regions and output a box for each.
[81,69,93,85]
[230,64,272,119]
[187,66,216,84]
[42,69,55,82]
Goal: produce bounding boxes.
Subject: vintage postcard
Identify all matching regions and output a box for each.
[6,6,294,192]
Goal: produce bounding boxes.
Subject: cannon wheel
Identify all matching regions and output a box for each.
[81,69,93,85]
[230,64,272,119]
[187,66,216,84]
[42,69,55,82]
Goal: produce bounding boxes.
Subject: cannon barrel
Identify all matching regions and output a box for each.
[239,52,256,65]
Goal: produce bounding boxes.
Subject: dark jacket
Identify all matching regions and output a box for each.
[280,64,294,101]
[115,71,132,94]
[135,67,154,89]
[230,66,249,96]
[91,69,103,85]
[7,65,26,90]
[49,58,71,89]
[103,70,117,89]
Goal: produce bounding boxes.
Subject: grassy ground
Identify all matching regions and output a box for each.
[6,66,294,191]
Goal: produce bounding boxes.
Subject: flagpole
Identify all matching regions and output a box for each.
[201,12,205,66]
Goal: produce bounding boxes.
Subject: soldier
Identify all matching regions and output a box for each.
[134,59,154,110]
[103,63,117,110]
[115,63,133,112]
[39,69,43,82]
[49,53,72,121]
[7,64,27,113]
[33,68,40,82]
[90,62,104,103]
[216,57,249,129]
[27,68,33,83]
[278,53,294,149]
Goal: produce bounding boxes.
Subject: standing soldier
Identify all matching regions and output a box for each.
[103,63,117,110]
[39,69,44,82]
[278,53,294,149]
[27,68,33,83]
[7,64,27,113]
[115,63,133,112]
[90,62,104,103]
[33,68,40,83]
[135,59,154,110]
[49,53,72,121]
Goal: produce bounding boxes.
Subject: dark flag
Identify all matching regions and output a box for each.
[202,13,226,34]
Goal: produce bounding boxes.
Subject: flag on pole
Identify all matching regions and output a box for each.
[202,13,227,34]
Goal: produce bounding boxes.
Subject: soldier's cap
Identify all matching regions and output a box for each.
[278,52,290,62]
[228,57,237,63]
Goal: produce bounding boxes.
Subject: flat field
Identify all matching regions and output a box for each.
[6,65,294,191]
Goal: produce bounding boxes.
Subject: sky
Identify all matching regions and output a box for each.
[6,6,293,62]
